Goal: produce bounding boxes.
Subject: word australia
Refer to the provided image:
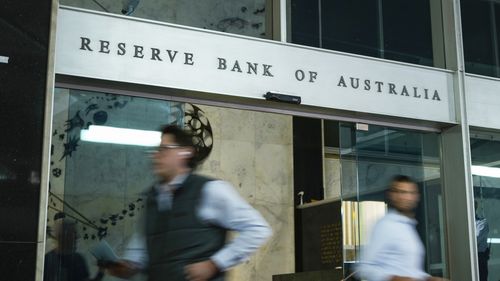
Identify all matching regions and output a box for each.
[337,75,441,101]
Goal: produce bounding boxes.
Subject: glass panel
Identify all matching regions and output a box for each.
[44,87,448,280]
[290,0,435,67]
[290,0,320,47]
[471,131,500,281]
[60,0,269,39]
[338,123,447,278]
[461,0,498,77]
[381,0,433,66]
[321,0,379,58]
[45,87,294,281]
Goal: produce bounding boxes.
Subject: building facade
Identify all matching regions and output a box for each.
[1,0,500,280]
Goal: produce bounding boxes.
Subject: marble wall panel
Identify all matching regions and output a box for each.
[218,139,257,203]
[195,104,294,280]
[255,113,293,146]
[253,204,295,280]
[324,157,341,199]
[219,109,256,142]
[255,143,293,205]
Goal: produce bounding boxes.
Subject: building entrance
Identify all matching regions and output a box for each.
[42,87,447,280]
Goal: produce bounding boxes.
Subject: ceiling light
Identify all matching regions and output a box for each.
[471,165,500,178]
[80,125,161,146]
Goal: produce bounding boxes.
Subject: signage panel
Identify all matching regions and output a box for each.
[55,7,455,123]
[466,75,500,130]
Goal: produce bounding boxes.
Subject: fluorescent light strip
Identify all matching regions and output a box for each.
[80,125,161,147]
[488,238,500,244]
[471,165,500,178]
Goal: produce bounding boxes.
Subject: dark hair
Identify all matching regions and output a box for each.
[389,175,415,190]
[53,218,78,240]
[386,174,416,208]
[161,125,198,169]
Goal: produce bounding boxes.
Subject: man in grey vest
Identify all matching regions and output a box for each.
[107,125,272,281]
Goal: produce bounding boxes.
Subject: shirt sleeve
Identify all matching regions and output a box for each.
[199,180,273,271]
[122,211,149,268]
[356,221,394,281]
[356,217,430,281]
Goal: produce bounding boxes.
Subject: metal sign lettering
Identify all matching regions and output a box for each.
[55,7,454,123]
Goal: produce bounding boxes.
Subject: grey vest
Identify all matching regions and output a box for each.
[145,174,226,281]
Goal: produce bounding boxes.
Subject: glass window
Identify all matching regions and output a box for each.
[290,0,320,47]
[471,131,500,281]
[60,0,269,39]
[43,87,447,280]
[461,0,498,77]
[290,0,435,67]
[45,87,294,281]
[321,0,379,58]
[338,123,447,277]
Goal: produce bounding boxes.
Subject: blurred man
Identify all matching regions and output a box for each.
[44,218,104,281]
[356,175,446,281]
[107,125,272,281]
[475,200,489,281]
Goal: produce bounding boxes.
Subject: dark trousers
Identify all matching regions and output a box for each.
[478,251,489,281]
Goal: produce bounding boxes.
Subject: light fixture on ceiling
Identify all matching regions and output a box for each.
[471,165,500,178]
[80,125,161,146]
[488,238,500,244]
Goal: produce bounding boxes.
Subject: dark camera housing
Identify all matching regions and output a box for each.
[263,91,301,104]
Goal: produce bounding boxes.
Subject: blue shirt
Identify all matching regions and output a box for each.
[123,174,272,271]
[356,209,430,281]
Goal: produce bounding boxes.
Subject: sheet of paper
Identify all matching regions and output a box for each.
[0,56,9,64]
[89,239,119,263]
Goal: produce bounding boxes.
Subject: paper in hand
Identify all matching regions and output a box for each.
[90,239,119,263]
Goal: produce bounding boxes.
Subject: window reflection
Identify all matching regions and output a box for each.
[461,0,499,77]
[290,0,435,66]
[338,122,447,277]
[46,88,294,281]
[471,131,500,281]
[60,0,268,39]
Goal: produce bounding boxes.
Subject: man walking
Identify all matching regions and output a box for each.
[356,175,446,281]
[108,125,271,281]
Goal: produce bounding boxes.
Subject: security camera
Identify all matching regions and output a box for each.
[264,91,301,104]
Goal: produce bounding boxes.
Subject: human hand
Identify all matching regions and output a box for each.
[105,260,140,279]
[184,260,219,281]
[389,277,418,281]
[427,277,449,281]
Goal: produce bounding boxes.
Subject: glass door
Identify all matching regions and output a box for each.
[338,122,447,278]
[45,87,296,281]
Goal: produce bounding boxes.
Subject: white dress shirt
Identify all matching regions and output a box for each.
[356,209,430,281]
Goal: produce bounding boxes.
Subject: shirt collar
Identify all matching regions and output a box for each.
[156,173,189,192]
[387,208,417,225]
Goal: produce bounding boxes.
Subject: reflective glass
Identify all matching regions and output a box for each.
[44,87,448,280]
[290,0,435,67]
[61,0,269,39]
[45,87,295,281]
[471,131,500,281]
[338,123,447,278]
[461,0,498,77]
[290,0,320,47]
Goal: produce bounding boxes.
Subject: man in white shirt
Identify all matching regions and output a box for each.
[356,175,447,281]
[475,200,489,281]
[107,125,271,281]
